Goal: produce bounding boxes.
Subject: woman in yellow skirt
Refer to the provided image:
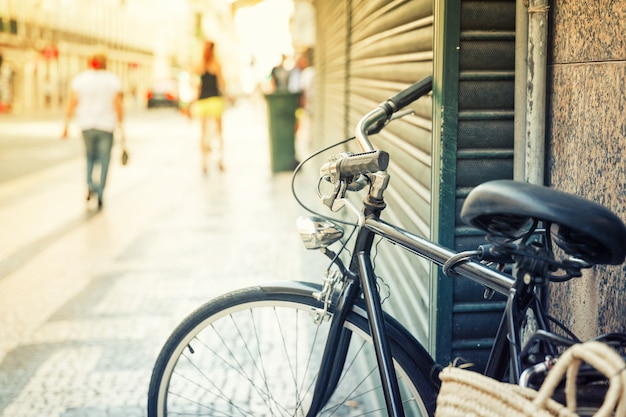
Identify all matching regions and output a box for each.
[191,41,226,173]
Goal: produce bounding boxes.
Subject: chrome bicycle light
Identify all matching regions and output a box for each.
[297,216,344,249]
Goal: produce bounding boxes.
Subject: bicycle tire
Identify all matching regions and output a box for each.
[147,283,438,417]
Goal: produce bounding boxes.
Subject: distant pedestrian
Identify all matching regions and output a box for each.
[270,54,291,92]
[289,49,314,111]
[289,49,315,156]
[62,51,123,209]
[190,40,226,173]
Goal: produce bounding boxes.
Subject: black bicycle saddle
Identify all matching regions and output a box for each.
[460,180,626,265]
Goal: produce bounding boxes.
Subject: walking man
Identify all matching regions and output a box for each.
[62,51,123,209]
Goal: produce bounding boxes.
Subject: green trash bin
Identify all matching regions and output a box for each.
[264,91,301,172]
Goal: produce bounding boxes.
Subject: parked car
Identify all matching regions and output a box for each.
[146,78,179,108]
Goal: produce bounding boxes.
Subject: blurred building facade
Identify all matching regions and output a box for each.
[0,0,314,114]
[0,0,194,114]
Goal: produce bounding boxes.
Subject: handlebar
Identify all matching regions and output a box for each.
[320,150,389,184]
[318,76,433,212]
[355,76,433,152]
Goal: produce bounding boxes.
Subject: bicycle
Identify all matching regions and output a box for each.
[147,76,626,417]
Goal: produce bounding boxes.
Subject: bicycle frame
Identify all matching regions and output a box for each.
[302,76,608,416]
[305,199,557,416]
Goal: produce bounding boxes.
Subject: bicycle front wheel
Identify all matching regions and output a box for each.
[148,284,438,417]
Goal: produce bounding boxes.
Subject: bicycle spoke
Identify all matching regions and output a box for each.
[148,290,436,417]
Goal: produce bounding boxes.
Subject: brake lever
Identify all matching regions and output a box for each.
[391,108,415,121]
[366,109,415,135]
[321,180,347,212]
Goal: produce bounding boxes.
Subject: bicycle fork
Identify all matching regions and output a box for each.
[306,278,360,416]
[306,249,406,416]
[357,251,406,417]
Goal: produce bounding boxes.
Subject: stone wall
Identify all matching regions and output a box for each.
[546,0,626,339]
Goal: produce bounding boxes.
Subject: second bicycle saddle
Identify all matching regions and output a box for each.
[460,180,626,265]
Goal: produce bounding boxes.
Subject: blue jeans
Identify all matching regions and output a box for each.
[82,129,114,201]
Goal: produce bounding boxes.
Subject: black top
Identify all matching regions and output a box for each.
[271,66,290,90]
[199,71,220,99]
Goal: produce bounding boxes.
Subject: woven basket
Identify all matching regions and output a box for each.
[435,341,626,417]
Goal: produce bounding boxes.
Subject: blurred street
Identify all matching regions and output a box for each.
[0,97,325,416]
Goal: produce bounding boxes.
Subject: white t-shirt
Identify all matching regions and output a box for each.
[300,67,314,111]
[71,69,122,132]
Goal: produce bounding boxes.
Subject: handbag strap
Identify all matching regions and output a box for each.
[531,341,626,417]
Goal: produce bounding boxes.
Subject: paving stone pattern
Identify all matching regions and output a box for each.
[0,100,327,416]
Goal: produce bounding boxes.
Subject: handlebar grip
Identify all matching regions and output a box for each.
[337,150,389,177]
[388,76,433,111]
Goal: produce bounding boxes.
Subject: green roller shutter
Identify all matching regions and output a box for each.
[311,1,349,151]
[347,0,434,346]
[314,0,434,346]
[433,0,516,368]
[313,0,515,365]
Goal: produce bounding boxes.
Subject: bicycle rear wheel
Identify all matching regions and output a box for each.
[147,284,438,417]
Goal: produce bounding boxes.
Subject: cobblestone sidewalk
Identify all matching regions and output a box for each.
[0,98,325,416]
